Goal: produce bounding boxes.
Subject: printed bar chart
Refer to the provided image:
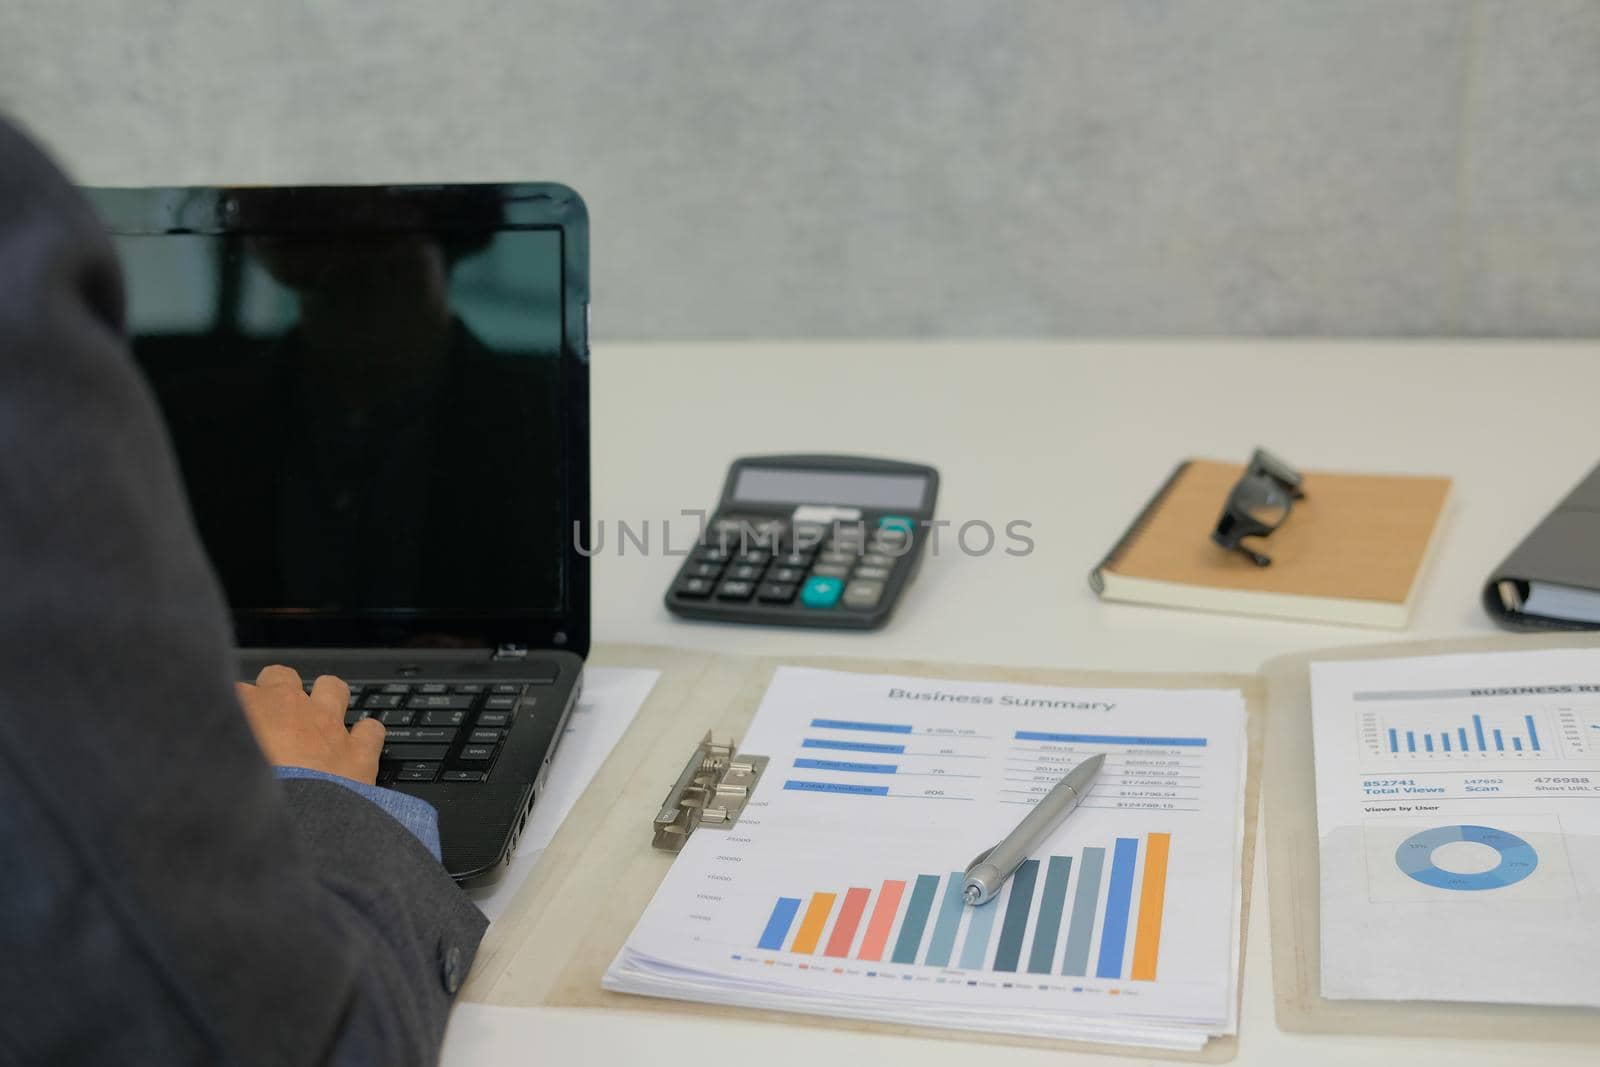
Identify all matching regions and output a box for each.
[752,832,1172,982]
[1367,708,1550,760]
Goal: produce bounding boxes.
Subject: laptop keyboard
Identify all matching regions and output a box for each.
[335,680,531,786]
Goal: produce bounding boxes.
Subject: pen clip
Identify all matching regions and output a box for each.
[965,844,996,875]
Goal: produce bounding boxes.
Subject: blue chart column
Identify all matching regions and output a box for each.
[890,874,941,964]
[924,873,967,967]
[1027,856,1073,975]
[1062,847,1105,976]
[959,897,1000,970]
[759,897,802,951]
[992,859,1039,972]
[1095,837,1140,979]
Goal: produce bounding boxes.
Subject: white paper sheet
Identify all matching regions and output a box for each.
[471,666,660,922]
[604,667,1247,1049]
[1311,649,1600,1005]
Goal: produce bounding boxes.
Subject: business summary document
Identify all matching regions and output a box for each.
[604,667,1248,1050]
[1312,649,1600,1005]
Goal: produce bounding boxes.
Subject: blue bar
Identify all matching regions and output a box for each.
[1424,735,1434,753]
[1028,856,1072,975]
[1406,731,1416,752]
[1458,727,1470,750]
[783,780,889,796]
[959,896,1000,970]
[1387,728,1398,752]
[1494,729,1505,752]
[1014,731,1206,747]
[1474,714,1487,751]
[924,873,966,967]
[1442,733,1451,752]
[993,859,1039,973]
[1062,847,1106,976]
[892,874,941,964]
[812,719,912,734]
[792,758,897,774]
[759,897,802,950]
[1095,837,1140,978]
[1513,737,1523,751]
[1526,715,1541,751]
[802,738,905,754]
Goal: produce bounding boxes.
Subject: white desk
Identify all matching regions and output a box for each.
[445,340,1600,1066]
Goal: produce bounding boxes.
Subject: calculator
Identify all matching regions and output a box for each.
[664,454,940,630]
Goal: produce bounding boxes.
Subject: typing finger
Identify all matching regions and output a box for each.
[256,664,303,691]
[308,674,351,719]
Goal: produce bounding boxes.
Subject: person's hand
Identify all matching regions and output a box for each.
[237,665,384,784]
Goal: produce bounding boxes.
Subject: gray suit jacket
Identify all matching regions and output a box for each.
[0,119,487,1065]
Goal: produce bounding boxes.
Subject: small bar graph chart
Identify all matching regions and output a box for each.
[1362,707,1555,761]
[750,832,1173,983]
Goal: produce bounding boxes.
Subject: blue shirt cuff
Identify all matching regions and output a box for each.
[273,767,443,860]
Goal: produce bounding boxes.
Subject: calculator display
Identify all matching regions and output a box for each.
[731,468,928,509]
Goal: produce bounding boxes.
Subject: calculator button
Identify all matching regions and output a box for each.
[860,553,895,568]
[694,546,733,563]
[774,550,815,569]
[675,577,716,598]
[757,582,797,604]
[853,565,891,581]
[868,537,912,558]
[818,550,857,567]
[800,576,843,608]
[688,562,722,579]
[843,579,885,609]
[735,549,772,565]
[878,515,916,535]
[811,564,850,579]
[728,563,764,582]
[716,580,756,601]
[768,565,804,584]
[791,524,828,550]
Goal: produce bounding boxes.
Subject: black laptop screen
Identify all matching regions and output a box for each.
[110,223,569,623]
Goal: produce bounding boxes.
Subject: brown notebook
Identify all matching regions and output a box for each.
[1089,459,1452,628]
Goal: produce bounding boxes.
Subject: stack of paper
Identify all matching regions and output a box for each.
[1312,649,1600,1007]
[604,667,1248,1050]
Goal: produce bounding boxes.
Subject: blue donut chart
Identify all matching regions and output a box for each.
[1395,824,1538,891]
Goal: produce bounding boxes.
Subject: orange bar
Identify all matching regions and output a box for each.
[1130,832,1171,980]
[824,888,871,957]
[789,892,837,954]
[856,880,907,961]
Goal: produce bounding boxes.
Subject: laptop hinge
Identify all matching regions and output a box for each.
[493,643,529,661]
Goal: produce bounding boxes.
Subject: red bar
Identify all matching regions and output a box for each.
[824,887,871,957]
[856,879,907,961]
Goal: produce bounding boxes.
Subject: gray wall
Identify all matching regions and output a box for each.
[2,1,1597,340]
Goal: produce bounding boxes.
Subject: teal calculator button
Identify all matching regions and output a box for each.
[800,576,843,608]
[878,515,915,534]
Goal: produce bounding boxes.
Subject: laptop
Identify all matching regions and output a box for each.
[88,182,591,887]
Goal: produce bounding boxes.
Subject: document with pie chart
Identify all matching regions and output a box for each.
[1311,648,1600,1006]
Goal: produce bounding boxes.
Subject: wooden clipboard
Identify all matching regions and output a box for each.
[461,643,1266,1062]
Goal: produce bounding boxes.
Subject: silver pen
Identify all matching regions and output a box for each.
[963,752,1105,905]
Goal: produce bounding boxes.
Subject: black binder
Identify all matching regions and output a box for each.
[1484,461,1600,630]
